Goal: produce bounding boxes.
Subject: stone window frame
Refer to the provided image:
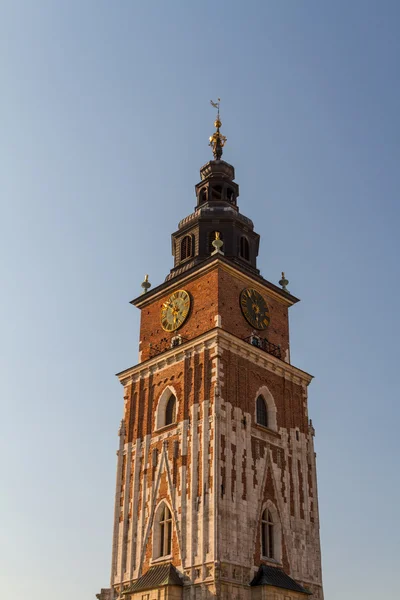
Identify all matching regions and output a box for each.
[254,385,277,432]
[260,501,282,564]
[261,508,274,558]
[152,500,173,561]
[155,385,179,431]
[165,395,176,426]
[256,395,268,427]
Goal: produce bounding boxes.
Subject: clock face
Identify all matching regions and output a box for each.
[161,289,191,332]
[240,287,270,330]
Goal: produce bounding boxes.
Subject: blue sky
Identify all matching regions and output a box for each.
[1,2,399,598]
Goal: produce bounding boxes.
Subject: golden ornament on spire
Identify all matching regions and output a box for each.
[209,98,227,160]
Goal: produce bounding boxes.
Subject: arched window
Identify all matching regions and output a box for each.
[254,386,277,431]
[209,231,224,254]
[256,395,268,427]
[155,387,179,430]
[154,503,172,558]
[199,189,207,204]
[165,395,176,426]
[180,235,192,261]
[261,509,274,558]
[240,236,250,260]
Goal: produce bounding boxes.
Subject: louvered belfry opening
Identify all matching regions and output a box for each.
[180,235,192,261]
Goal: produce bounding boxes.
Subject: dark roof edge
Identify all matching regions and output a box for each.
[123,564,183,594]
[250,565,312,595]
[131,254,299,308]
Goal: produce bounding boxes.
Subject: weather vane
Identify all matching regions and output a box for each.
[209,98,227,160]
[210,98,221,117]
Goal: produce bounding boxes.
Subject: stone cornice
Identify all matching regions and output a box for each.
[218,329,313,386]
[131,256,299,309]
[116,328,313,387]
[116,329,220,385]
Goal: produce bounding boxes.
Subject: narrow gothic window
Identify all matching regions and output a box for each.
[165,395,176,426]
[159,504,172,557]
[256,395,268,427]
[180,235,192,261]
[209,231,223,254]
[261,509,274,558]
[240,236,250,260]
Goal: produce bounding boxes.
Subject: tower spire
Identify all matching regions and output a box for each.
[209,98,227,160]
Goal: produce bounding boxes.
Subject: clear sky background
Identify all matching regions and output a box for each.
[1,2,399,599]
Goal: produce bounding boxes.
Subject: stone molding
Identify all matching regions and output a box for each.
[117,329,312,388]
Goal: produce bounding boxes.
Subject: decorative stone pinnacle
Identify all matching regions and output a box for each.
[279,271,289,293]
[141,273,151,294]
[211,231,224,255]
[209,98,227,160]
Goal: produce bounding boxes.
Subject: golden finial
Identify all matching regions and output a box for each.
[209,98,227,160]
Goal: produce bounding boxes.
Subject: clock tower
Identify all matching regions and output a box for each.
[96,105,324,600]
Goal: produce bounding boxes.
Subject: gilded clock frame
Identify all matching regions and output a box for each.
[160,289,191,332]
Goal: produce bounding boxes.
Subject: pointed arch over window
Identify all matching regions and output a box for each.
[256,395,268,427]
[254,386,277,431]
[180,235,192,261]
[209,231,224,254]
[153,502,172,559]
[165,394,176,426]
[155,386,179,430]
[240,236,250,260]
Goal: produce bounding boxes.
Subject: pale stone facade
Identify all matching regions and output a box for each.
[103,323,323,600]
